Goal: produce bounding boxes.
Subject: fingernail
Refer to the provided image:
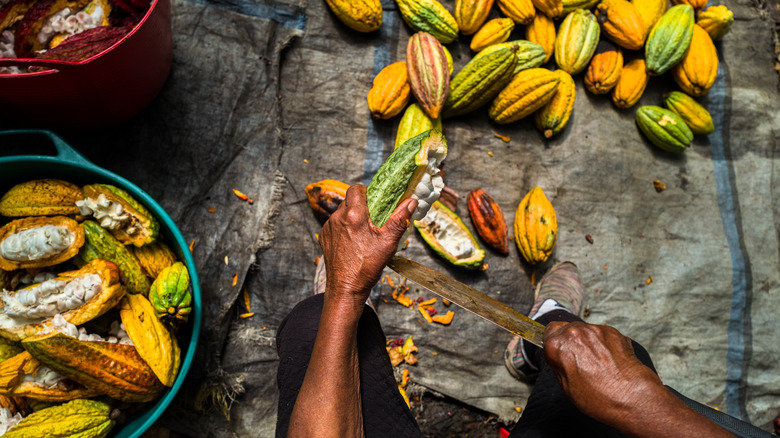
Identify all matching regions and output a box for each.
[406,199,418,214]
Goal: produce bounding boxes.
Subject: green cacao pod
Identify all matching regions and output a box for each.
[534,70,576,138]
[584,40,623,95]
[595,0,646,50]
[76,220,151,295]
[663,91,714,134]
[442,45,519,118]
[415,201,486,269]
[472,40,547,75]
[0,179,82,218]
[514,187,557,265]
[407,31,450,119]
[0,338,23,362]
[525,13,555,64]
[0,216,84,271]
[78,184,160,247]
[671,24,717,97]
[395,103,443,150]
[489,68,560,124]
[3,399,114,438]
[644,4,694,75]
[325,0,382,32]
[470,17,514,52]
[133,241,177,279]
[696,5,733,40]
[635,105,693,153]
[554,9,601,75]
[396,0,459,43]
[497,0,535,24]
[148,262,193,325]
[455,0,495,35]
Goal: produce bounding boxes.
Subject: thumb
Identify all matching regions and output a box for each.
[381,198,418,241]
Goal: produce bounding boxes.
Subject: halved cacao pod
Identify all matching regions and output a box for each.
[133,241,177,279]
[324,0,382,32]
[534,70,576,138]
[595,0,646,50]
[79,184,159,247]
[415,201,486,269]
[76,220,151,295]
[663,91,714,135]
[367,62,412,120]
[562,0,600,14]
[584,40,623,95]
[467,189,509,255]
[611,58,649,109]
[525,13,555,64]
[0,338,23,363]
[0,216,84,271]
[22,331,164,402]
[3,399,114,438]
[670,0,705,11]
[32,26,129,66]
[12,0,88,57]
[554,9,601,75]
[489,68,561,124]
[395,103,443,150]
[470,17,514,52]
[645,4,694,75]
[396,0,459,44]
[119,294,180,387]
[631,0,666,40]
[0,259,125,341]
[635,105,693,153]
[497,0,535,25]
[0,179,82,218]
[455,0,495,35]
[148,262,192,325]
[305,179,349,223]
[471,40,547,75]
[696,5,733,40]
[532,0,563,19]
[514,187,557,265]
[0,352,101,401]
[406,31,450,119]
[47,0,111,49]
[671,24,717,97]
[367,130,448,226]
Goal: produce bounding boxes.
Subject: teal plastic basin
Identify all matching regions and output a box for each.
[0,129,201,437]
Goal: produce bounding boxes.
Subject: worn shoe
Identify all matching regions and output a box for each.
[504,261,584,380]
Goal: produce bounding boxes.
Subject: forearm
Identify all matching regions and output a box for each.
[287,295,365,438]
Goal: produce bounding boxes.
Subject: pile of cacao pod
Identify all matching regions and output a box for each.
[0,0,152,74]
[0,179,192,436]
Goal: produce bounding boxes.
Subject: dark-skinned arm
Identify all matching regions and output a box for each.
[287,185,417,438]
[543,321,736,438]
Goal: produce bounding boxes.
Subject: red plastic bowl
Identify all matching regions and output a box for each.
[0,0,172,130]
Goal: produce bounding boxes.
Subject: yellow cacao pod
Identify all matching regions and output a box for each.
[696,5,733,40]
[3,399,114,438]
[367,62,412,120]
[443,45,454,76]
[534,70,576,138]
[489,68,560,124]
[396,0,460,43]
[663,91,714,135]
[526,13,555,64]
[455,0,496,35]
[562,0,600,14]
[554,9,601,75]
[532,0,563,18]
[133,241,177,279]
[584,40,623,95]
[514,187,557,265]
[671,0,706,11]
[472,40,548,75]
[0,179,82,218]
[325,0,382,32]
[443,45,519,118]
[395,103,443,150]
[407,32,450,119]
[595,0,646,50]
[470,18,515,52]
[611,58,648,108]
[497,0,536,25]
[631,0,667,40]
[671,24,717,97]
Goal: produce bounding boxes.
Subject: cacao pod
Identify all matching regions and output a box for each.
[470,17,514,52]
[0,352,101,401]
[78,184,160,247]
[670,0,705,11]
[562,0,600,14]
[0,179,82,217]
[584,40,623,95]
[119,294,181,386]
[645,4,694,75]
[148,262,193,325]
[367,130,448,226]
[595,0,646,50]
[442,45,454,75]
[3,399,114,438]
[0,338,23,363]
[32,26,127,66]
[133,241,177,279]
[305,179,349,222]
[415,201,486,269]
[611,58,649,109]
[497,0,535,25]
[0,259,125,341]
[455,0,495,35]
[467,189,509,255]
[525,13,555,64]
[696,5,733,40]
[663,91,714,135]
[324,0,382,32]
[406,32,450,119]
[635,105,693,153]
[532,0,563,19]
[631,0,667,40]
[554,9,601,75]
[0,216,84,271]
[76,220,151,295]
[471,40,547,75]
[13,0,90,57]
[442,45,519,118]
[0,0,34,35]
[396,0,459,44]
[48,0,111,49]
[534,70,576,138]
[514,187,557,265]
[367,62,412,120]
[489,68,560,124]
[395,103,443,150]
[671,24,717,97]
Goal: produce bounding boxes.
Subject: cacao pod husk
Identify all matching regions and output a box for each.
[645,4,694,75]
[455,0,495,35]
[0,216,84,271]
[595,0,646,50]
[631,0,667,40]
[305,179,349,222]
[396,0,459,43]
[663,91,714,135]
[584,40,623,95]
[471,40,547,75]
[406,31,450,119]
[534,70,576,138]
[671,24,717,97]
[0,179,82,217]
[395,103,443,150]
[489,68,560,124]
[496,0,535,25]
[554,9,601,75]
[610,58,648,109]
[13,0,92,57]
[79,184,159,247]
[148,262,192,325]
[470,17,514,52]
[324,0,382,32]
[133,241,177,279]
[635,105,693,153]
[367,62,412,120]
[3,399,114,438]
[0,352,101,401]
[0,0,35,34]
[415,201,486,268]
[525,13,555,64]
[514,187,557,265]
[467,189,509,255]
[696,5,733,40]
[442,45,518,118]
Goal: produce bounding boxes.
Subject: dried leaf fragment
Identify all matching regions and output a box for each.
[419,297,437,307]
[243,288,251,312]
[189,239,196,252]
[432,310,454,325]
[419,306,433,323]
[240,312,254,318]
[494,133,511,142]
[232,274,238,287]
[653,180,666,192]
[646,276,653,285]
[232,189,248,201]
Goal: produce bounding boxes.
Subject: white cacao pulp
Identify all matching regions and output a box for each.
[0,408,24,435]
[0,274,101,320]
[418,207,476,259]
[409,152,446,222]
[0,226,74,262]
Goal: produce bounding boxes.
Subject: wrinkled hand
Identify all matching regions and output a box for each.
[319,185,417,308]
[543,321,666,426]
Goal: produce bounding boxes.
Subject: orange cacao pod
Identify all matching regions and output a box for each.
[467,189,509,255]
[406,32,450,119]
[305,180,350,222]
[470,18,515,52]
[595,0,646,50]
[611,58,648,109]
[525,13,555,63]
[455,0,496,35]
[671,0,706,11]
[584,40,623,95]
[532,0,563,18]
[367,62,412,119]
[671,25,717,97]
[497,0,536,25]
[325,0,382,32]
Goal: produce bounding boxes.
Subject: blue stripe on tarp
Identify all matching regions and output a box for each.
[186,0,307,30]
[708,57,752,421]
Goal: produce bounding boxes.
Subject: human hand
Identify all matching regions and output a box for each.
[319,185,417,309]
